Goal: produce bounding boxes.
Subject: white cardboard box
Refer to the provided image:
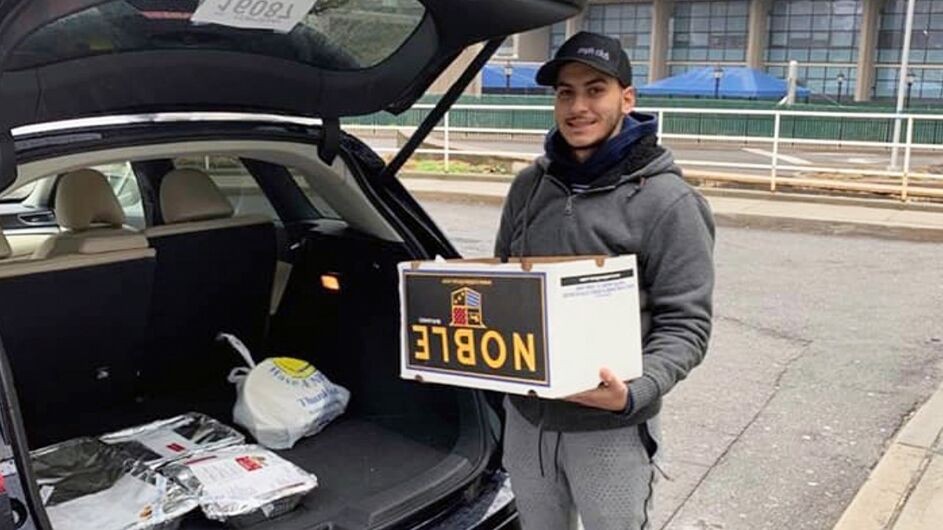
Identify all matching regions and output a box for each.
[398,255,642,398]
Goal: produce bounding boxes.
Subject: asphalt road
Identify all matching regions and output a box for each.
[417,197,943,530]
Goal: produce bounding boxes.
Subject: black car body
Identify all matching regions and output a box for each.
[0,1,584,528]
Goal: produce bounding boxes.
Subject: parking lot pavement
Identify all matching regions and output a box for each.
[416,196,943,530]
[834,381,943,530]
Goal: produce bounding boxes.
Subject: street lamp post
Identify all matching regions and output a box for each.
[836,72,845,104]
[504,61,513,92]
[712,66,724,99]
[835,72,847,141]
[890,0,917,169]
[905,72,916,109]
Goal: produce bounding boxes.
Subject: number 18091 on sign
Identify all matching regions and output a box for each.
[191,0,315,32]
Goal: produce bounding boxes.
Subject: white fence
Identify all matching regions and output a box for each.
[344,105,943,201]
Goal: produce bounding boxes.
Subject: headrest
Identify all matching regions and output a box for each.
[0,227,11,259]
[160,168,234,224]
[55,169,126,231]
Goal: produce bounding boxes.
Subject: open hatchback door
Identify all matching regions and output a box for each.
[0,0,579,126]
[0,1,585,529]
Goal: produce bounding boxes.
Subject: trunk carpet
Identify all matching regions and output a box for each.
[179,416,464,529]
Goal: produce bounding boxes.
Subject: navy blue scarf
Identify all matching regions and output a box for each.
[545,112,658,187]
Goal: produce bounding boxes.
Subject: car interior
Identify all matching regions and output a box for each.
[0,140,492,529]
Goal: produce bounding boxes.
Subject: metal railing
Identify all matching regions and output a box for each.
[344,104,943,202]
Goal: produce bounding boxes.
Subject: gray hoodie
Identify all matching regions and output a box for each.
[494,148,715,431]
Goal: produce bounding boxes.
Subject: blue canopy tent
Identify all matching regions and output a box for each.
[637,67,810,100]
[482,63,545,92]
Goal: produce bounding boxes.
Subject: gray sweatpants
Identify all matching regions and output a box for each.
[503,398,659,530]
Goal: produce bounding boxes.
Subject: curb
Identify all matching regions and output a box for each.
[695,187,943,213]
[401,171,514,183]
[833,381,943,530]
[408,189,506,206]
[711,212,943,243]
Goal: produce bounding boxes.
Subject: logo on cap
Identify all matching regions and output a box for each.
[576,47,610,61]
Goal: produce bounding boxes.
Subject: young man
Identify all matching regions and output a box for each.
[494,32,715,529]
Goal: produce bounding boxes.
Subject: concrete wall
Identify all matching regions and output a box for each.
[427,44,483,96]
[746,0,772,69]
[565,13,585,39]
[518,26,551,62]
[855,0,885,102]
[651,0,674,81]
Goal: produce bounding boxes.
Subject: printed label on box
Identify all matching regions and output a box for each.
[403,271,549,385]
[190,455,303,500]
[560,269,635,299]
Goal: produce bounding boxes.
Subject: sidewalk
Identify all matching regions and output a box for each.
[402,174,943,528]
[401,175,943,242]
[834,381,943,530]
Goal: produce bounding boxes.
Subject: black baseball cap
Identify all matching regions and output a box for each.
[536,31,633,87]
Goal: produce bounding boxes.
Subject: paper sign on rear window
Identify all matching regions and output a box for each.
[191,0,316,32]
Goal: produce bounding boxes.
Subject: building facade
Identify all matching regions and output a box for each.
[499,0,943,101]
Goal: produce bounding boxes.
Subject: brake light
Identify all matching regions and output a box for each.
[321,275,341,292]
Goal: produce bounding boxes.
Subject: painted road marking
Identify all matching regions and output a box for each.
[742,148,812,166]
[846,157,887,165]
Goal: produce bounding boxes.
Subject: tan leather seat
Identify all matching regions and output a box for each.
[32,168,147,259]
[0,171,157,446]
[145,168,270,237]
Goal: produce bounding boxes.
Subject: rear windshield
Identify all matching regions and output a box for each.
[8,0,425,71]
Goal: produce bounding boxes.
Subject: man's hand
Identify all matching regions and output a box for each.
[564,367,630,412]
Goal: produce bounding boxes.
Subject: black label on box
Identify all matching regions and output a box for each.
[560,269,634,286]
[403,271,549,385]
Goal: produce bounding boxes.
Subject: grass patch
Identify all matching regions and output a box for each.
[404,156,513,174]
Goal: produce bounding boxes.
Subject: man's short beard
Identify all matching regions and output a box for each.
[571,113,624,155]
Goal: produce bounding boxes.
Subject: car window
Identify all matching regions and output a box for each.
[287,168,341,220]
[0,180,39,202]
[1,164,144,228]
[95,162,146,230]
[9,0,426,72]
[175,156,280,221]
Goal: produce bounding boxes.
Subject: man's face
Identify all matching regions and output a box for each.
[553,62,635,161]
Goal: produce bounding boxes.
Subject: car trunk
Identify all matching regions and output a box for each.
[7,219,490,529]
[216,225,495,529]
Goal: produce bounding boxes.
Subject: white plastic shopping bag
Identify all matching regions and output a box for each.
[219,333,350,450]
